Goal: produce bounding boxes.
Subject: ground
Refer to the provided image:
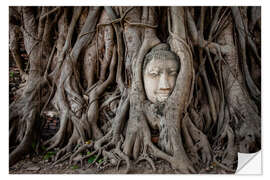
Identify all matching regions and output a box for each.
[9,153,229,174]
[9,154,178,174]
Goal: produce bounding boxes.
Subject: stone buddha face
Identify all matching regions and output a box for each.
[143,44,179,103]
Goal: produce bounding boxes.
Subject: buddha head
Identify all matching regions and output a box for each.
[143,43,180,103]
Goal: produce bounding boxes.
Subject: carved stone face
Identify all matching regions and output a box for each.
[143,57,179,103]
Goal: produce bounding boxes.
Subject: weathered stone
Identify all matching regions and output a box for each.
[143,44,179,103]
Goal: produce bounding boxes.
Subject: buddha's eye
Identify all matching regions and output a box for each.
[149,71,159,77]
[169,71,178,76]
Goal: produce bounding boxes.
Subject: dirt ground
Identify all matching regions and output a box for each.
[9,152,231,174]
[9,154,180,174]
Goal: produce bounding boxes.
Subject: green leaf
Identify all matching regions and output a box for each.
[87,155,96,164]
[47,151,56,156]
[43,151,56,160]
[31,142,36,150]
[41,145,46,151]
[98,159,103,164]
[71,165,79,170]
[10,72,14,78]
[43,154,50,160]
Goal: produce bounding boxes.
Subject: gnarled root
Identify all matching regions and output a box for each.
[123,109,196,173]
[135,149,156,171]
[113,136,131,173]
[9,77,49,166]
[182,115,212,167]
[68,92,130,170]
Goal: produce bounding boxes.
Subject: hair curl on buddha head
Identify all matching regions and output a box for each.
[143,43,179,71]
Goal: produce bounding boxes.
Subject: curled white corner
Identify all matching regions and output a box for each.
[236,151,262,174]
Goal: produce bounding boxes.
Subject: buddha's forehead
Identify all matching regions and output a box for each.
[146,58,179,70]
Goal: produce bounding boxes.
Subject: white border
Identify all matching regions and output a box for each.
[2,0,268,180]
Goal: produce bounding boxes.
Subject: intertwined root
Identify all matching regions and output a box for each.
[145,141,197,174]
[48,120,204,174]
[58,130,129,172]
[135,153,156,171]
[95,135,132,173]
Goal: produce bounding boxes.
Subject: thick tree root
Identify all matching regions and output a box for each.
[113,137,131,173]
[135,154,156,171]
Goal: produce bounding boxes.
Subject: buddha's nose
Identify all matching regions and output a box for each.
[158,73,170,90]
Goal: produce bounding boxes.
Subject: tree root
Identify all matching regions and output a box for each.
[185,115,212,166]
[213,159,235,173]
[70,143,94,163]
[112,137,131,173]
[135,154,156,171]
[52,152,72,167]
[147,141,197,173]
[87,149,102,168]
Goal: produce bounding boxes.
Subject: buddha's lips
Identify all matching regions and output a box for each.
[156,93,170,101]
[155,91,171,97]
